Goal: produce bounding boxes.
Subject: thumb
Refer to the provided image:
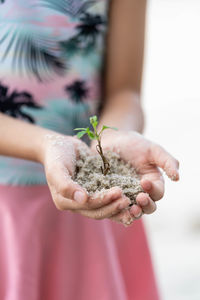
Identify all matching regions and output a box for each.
[47,164,88,211]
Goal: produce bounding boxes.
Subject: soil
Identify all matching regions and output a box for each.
[74,147,143,205]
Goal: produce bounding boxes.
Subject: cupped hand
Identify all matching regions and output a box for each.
[91,130,179,225]
[42,134,130,220]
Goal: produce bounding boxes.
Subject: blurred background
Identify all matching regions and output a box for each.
[143,0,200,299]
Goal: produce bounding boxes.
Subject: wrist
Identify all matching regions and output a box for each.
[36,131,64,165]
[99,90,144,134]
[39,132,79,166]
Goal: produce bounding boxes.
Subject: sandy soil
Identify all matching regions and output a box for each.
[74,148,143,204]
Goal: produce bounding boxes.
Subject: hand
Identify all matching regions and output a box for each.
[91,130,179,226]
[42,134,131,220]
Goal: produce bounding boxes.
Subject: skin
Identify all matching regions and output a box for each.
[91,130,179,225]
[86,0,179,224]
[0,0,179,226]
[0,114,133,220]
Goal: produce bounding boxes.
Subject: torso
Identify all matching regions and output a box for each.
[0,0,108,185]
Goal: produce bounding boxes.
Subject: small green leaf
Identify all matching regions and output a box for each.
[76,131,86,138]
[99,125,118,136]
[85,127,91,133]
[87,131,96,140]
[89,115,98,130]
[102,125,118,131]
[74,128,86,131]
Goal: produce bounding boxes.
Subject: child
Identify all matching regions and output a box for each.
[0,0,179,299]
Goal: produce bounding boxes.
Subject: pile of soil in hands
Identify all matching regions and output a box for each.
[74,147,143,205]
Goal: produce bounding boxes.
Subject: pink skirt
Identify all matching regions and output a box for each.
[0,185,159,300]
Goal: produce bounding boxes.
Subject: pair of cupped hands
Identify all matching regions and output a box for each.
[43,130,179,226]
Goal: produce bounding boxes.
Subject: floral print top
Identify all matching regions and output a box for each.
[0,0,108,185]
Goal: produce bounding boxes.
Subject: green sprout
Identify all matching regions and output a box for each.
[74,115,118,176]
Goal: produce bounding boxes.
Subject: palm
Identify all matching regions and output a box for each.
[99,130,179,202]
[117,133,162,180]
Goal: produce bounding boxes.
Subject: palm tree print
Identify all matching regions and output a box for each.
[0,0,107,86]
[61,12,106,55]
[38,0,97,18]
[65,80,89,103]
[77,13,105,46]
[0,1,106,81]
[0,27,67,82]
[0,83,42,123]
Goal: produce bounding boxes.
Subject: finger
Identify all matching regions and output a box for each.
[55,164,123,209]
[48,166,88,210]
[129,204,143,218]
[134,192,157,214]
[60,180,88,204]
[50,165,120,210]
[150,144,180,181]
[55,180,122,211]
[110,209,135,227]
[86,187,123,209]
[76,196,131,220]
[51,181,88,211]
[141,176,164,201]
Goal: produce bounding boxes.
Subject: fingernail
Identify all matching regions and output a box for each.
[130,205,143,218]
[122,216,134,227]
[171,173,179,181]
[73,191,85,203]
[135,212,142,218]
[141,198,149,206]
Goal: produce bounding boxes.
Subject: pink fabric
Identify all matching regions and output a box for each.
[0,185,159,300]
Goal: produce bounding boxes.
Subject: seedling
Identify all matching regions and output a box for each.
[74,115,118,175]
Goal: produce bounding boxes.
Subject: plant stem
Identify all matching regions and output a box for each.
[96,138,110,175]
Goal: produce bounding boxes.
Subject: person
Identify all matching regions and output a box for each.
[0,0,179,299]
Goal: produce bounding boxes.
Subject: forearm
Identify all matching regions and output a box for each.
[98,90,144,134]
[98,0,146,135]
[0,113,55,163]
